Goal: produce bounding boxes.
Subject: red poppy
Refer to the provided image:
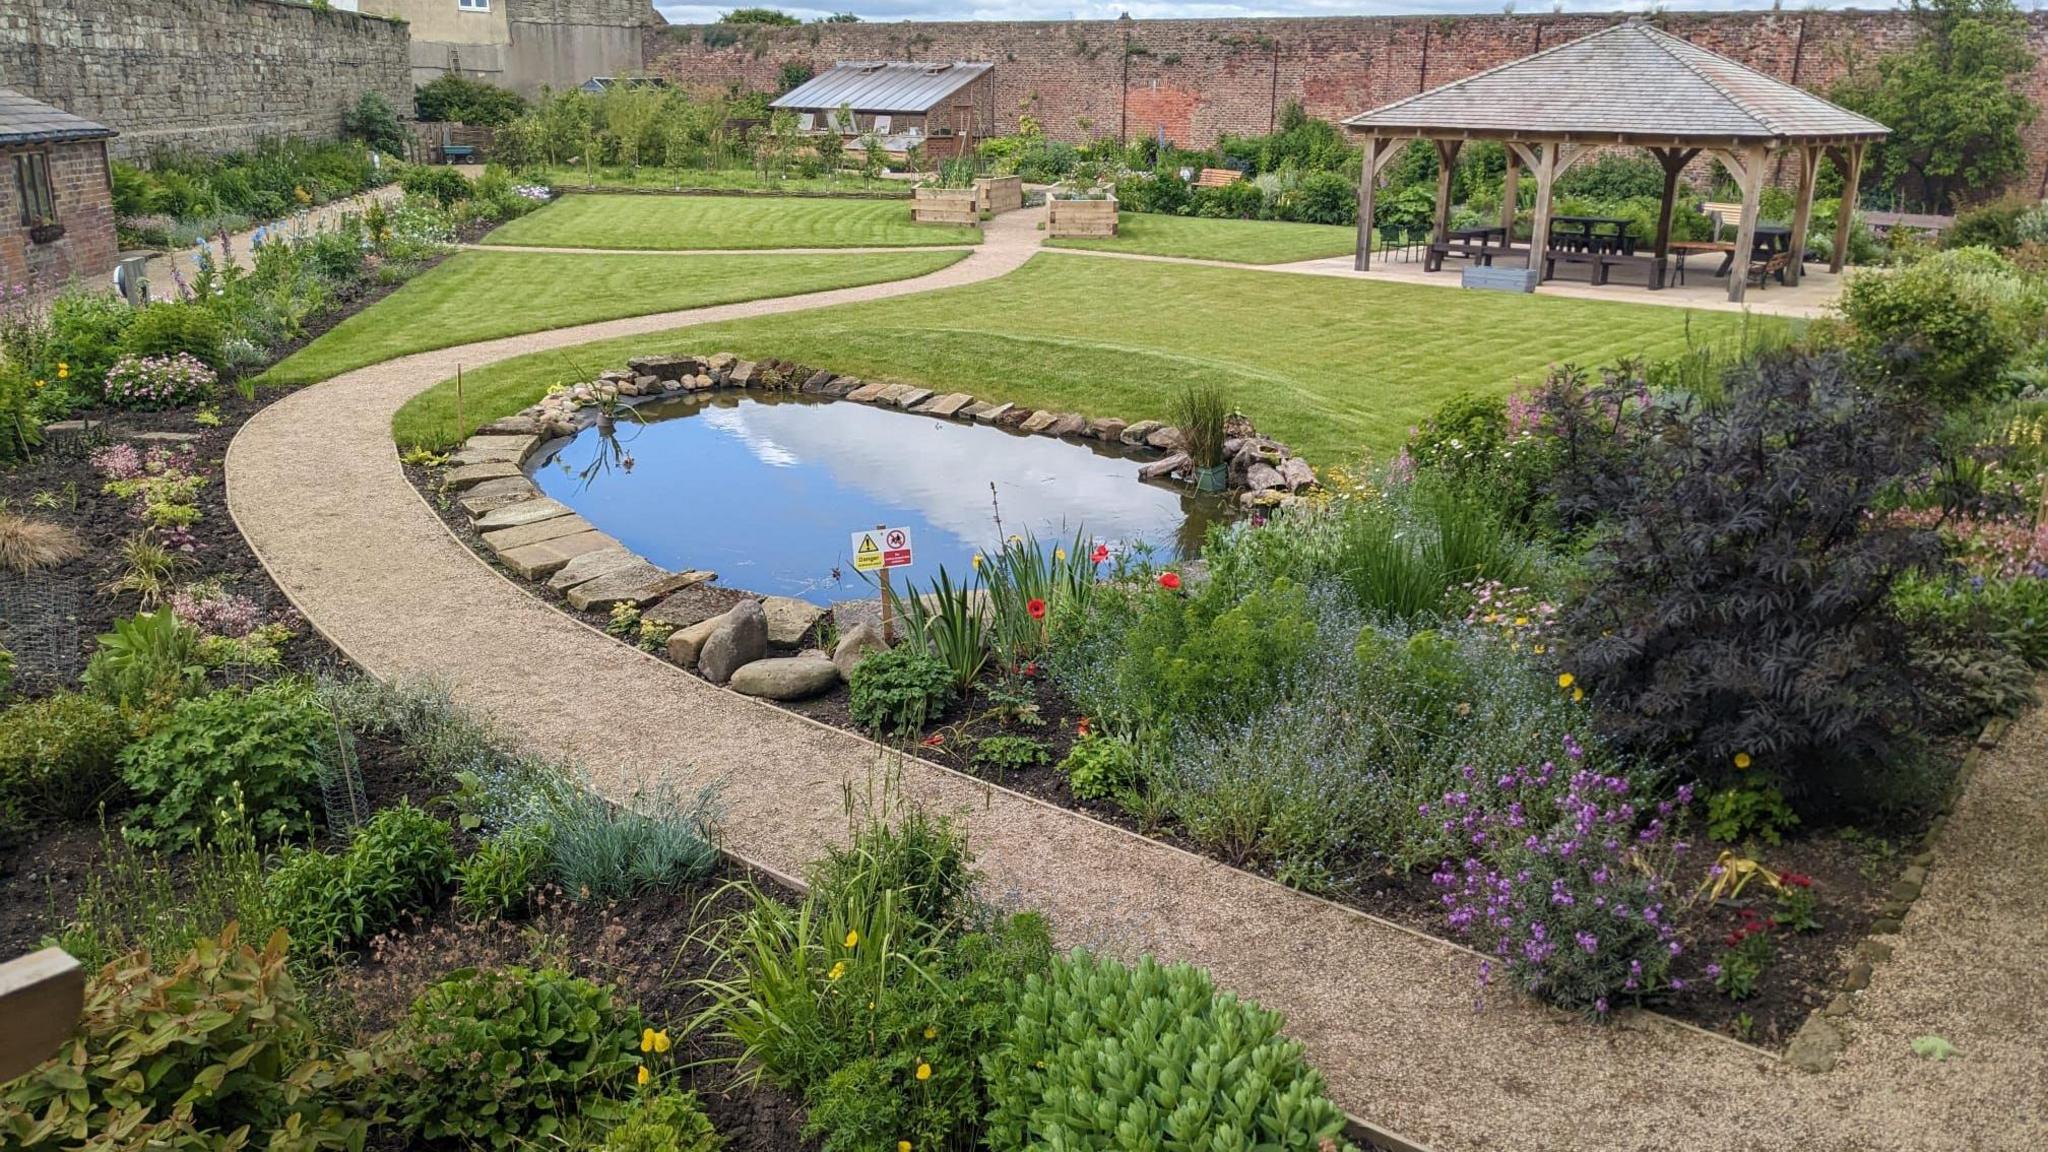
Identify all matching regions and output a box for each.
[1157,571,1182,591]
[1021,661,1039,678]
[1027,598,1047,620]
[1778,872,1813,889]
[1076,716,1092,737]
[921,734,945,747]
[1090,544,1110,564]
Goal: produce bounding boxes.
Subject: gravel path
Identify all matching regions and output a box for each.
[225,204,2046,1152]
[142,183,408,296]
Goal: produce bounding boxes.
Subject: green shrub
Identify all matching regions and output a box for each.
[46,287,136,394]
[1054,733,1139,802]
[595,1090,719,1152]
[415,73,529,127]
[266,801,456,961]
[118,680,335,848]
[1115,577,1317,730]
[809,804,977,935]
[373,967,642,1150]
[343,91,406,155]
[400,164,474,207]
[1703,783,1801,846]
[0,693,129,821]
[83,607,207,713]
[0,644,13,699]
[544,781,720,900]
[984,951,1355,1152]
[117,302,226,373]
[848,644,957,736]
[0,926,362,1152]
[457,822,553,920]
[971,734,1050,774]
[1839,246,2048,405]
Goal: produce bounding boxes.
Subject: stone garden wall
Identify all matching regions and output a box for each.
[0,0,414,159]
[645,10,2048,196]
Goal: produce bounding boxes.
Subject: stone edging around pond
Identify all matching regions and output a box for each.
[1781,713,2009,1074]
[494,350,1321,510]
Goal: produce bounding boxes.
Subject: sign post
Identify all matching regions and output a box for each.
[850,524,915,645]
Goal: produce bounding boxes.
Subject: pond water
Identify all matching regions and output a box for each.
[528,393,1232,606]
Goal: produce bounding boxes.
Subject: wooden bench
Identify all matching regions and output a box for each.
[1701,200,1743,241]
[1194,167,1243,188]
[1426,241,1509,272]
[1747,250,1794,289]
[1544,250,1664,288]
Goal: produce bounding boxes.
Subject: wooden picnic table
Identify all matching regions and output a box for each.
[1714,223,1792,277]
[1550,215,1635,255]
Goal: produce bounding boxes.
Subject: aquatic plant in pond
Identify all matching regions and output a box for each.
[529,393,1230,605]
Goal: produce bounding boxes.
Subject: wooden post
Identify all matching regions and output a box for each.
[0,948,83,1082]
[1431,138,1462,245]
[1355,136,1380,271]
[875,522,894,645]
[1829,141,1865,275]
[455,364,464,440]
[1723,144,1767,304]
[1786,143,1821,287]
[1526,143,1559,283]
[1500,157,1520,237]
[1650,147,1699,289]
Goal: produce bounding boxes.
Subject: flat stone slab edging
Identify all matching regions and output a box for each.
[223,207,2048,1152]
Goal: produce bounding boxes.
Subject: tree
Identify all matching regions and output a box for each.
[343,92,406,156]
[1831,0,2037,212]
[720,7,799,24]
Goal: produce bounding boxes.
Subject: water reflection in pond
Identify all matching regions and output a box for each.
[529,392,1233,605]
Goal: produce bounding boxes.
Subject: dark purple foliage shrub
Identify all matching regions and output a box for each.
[1532,353,1943,809]
[1431,736,1692,1017]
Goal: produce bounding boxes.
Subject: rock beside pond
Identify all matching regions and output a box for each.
[479,416,543,436]
[918,392,975,418]
[1019,410,1059,434]
[565,563,709,613]
[1047,413,1089,437]
[1145,426,1187,452]
[1120,420,1164,446]
[760,596,825,647]
[443,460,522,491]
[1139,452,1191,481]
[1245,462,1285,492]
[965,401,1012,423]
[699,600,768,685]
[802,370,837,392]
[458,476,541,517]
[1088,417,1127,441]
[546,546,641,591]
[476,498,573,531]
[1281,457,1317,491]
[666,614,723,668]
[628,354,700,380]
[729,657,840,701]
[832,622,889,681]
[647,584,754,629]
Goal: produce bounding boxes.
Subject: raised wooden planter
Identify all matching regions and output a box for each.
[912,185,981,226]
[1048,194,1118,238]
[974,175,1024,215]
[1461,265,1540,293]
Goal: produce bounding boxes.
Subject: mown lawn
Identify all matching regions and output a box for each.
[1045,212,1359,264]
[259,248,966,388]
[393,254,1779,460]
[480,193,980,251]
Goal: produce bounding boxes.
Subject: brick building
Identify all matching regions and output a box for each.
[0,88,116,295]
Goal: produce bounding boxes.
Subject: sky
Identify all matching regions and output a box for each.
[654,1,1896,25]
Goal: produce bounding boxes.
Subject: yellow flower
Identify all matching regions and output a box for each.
[1532,644,1546,655]
[32,379,44,390]
[1557,672,1575,689]
[971,553,984,568]
[1514,615,1529,627]
[845,929,860,949]
[1572,687,1584,702]
[915,1062,932,1081]
[56,362,68,379]
[899,1143,912,1152]
[1733,752,1752,770]
[1054,547,1066,562]
[640,1028,656,1053]
[637,1065,650,1086]
[923,1025,937,1040]
[829,960,847,981]
[653,1030,671,1054]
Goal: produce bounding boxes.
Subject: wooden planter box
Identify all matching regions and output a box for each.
[1048,194,1118,238]
[1462,266,1540,293]
[912,185,981,226]
[974,175,1024,215]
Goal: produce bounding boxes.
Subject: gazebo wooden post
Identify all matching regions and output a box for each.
[1785,143,1822,287]
[1828,141,1865,274]
[1500,153,1520,238]
[1719,144,1768,303]
[1431,139,1462,245]
[1649,147,1699,289]
[1522,142,1559,283]
[1355,135,1381,271]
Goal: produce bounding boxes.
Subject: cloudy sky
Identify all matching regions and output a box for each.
[655,1,1887,24]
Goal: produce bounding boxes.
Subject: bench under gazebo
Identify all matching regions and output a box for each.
[1341,18,1888,302]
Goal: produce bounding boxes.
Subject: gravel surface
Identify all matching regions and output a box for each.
[225,206,2048,1151]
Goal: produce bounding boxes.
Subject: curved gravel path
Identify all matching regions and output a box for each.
[227,206,2048,1152]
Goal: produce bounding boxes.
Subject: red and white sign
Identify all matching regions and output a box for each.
[851,527,914,572]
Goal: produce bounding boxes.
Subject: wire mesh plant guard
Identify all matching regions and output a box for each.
[320,700,371,841]
[0,568,85,688]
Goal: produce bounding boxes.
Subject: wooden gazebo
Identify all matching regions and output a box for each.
[1341,19,1888,302]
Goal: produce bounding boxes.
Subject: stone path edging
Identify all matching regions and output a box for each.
[226,204,2048,1152]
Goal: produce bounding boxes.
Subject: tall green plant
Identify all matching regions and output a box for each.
[886,566,989,690]
[1173,381,1229,469]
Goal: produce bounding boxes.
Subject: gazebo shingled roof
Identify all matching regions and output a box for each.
[1340,19,1888,301]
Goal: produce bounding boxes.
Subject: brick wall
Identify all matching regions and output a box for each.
[0,139,118,292]
[0,0,414,160]
[645,11,2048,197]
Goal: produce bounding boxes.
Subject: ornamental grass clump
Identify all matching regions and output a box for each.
[1430,739,1692,1017]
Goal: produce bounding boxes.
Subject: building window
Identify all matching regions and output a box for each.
[15,152,55,226]
[457,0,489,10]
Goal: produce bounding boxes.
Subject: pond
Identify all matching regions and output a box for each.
[527,392,1232,606]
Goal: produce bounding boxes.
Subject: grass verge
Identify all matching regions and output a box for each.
[1045,212,1359,264]
[480,193,979,251]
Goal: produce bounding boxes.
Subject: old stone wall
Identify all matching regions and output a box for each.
[0,0,414,160]
[0,140,118,292]
[645,11,2048,196]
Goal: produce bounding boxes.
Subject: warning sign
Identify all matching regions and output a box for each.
[851,527,914,573]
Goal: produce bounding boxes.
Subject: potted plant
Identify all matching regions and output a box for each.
[1174,381,1229,493]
